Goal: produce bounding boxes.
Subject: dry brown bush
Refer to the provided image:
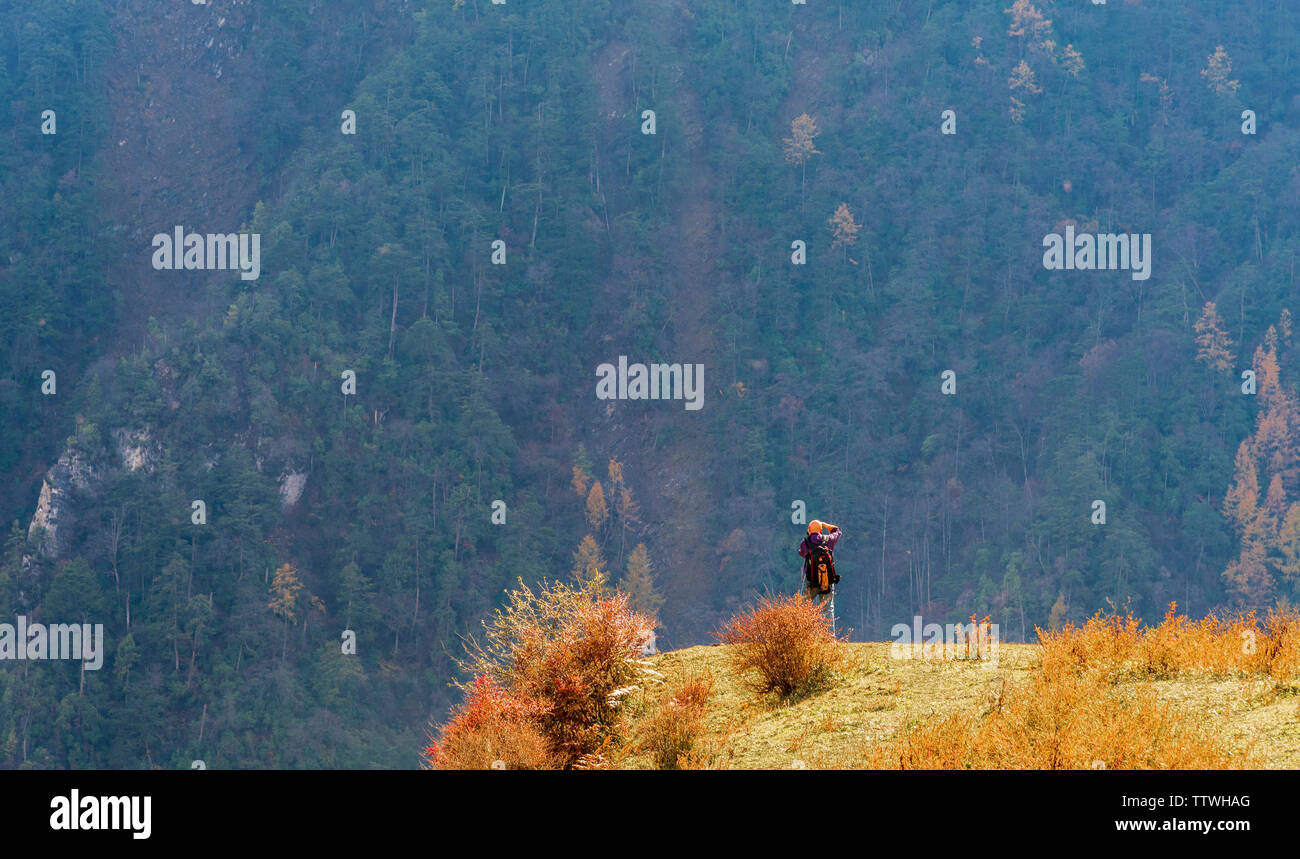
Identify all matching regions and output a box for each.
[715,594,845,699]
[434,577,657,768]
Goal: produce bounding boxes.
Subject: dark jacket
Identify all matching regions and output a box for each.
[798,527,841,583]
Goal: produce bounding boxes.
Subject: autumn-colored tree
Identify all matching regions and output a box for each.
[620,543,663,621]
[1223,539,1272,607]
[1259,472,1289,538]
[715,595,845,698]
[268,562,302,621]
[1047,593,1069,630]
[782,113,821,208]
[1005,0,1051,42]
[1201,46,1240,96]
[1193,301,1235,373]
[1256,341,1280,403]
[828,203,861,261]
[571,464,590,499]
[1253,344,1300,486]
[1277,503,1300,584]
[1062,44,1084,79]
[1221,322,1300,604]
[1008,60,1042,123]
[1223,439,1260,538]
[268,562,303,661]
[571,535,608,589]
[585,480,608,532]
[616,485,640,533]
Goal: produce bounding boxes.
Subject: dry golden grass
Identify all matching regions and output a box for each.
[860,604,1299,769]
[1039,602,1300,683]
[861,661,1247,769]
[637,672,716,769]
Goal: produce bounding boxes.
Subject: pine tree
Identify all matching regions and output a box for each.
[620,543,663,621]
[1220,332,1300,604]
[607,457,640,562]
[337,560,378,631]
[1048,593,1069,630]
[585,481,608,532]
[1005,0,1052,42]
[1223,539,1272,606]
[1062,44,1085,78]
[1223,439,1260,537]
[1193,301,1235,373]
[1008,60,1042,123]
[268,562,303,661]
[571,464,589,498]
[1260,473,1288,539]
[782,113,820,208]
[1277,503,1300,584]
[828,203,861,261]
[616,485,640,558]
[1201,46,1240,96]
[571,535,608,590]
[1252,344,1300,487]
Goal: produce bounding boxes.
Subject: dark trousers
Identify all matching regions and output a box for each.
[804,584,831,605]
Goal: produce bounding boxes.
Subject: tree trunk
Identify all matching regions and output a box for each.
[388,280,399,359]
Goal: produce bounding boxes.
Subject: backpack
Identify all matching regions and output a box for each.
[806,539,838,595]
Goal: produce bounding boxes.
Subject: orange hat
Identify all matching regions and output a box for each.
[807,520,822,534]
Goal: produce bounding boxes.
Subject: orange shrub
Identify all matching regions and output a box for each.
[457,577,656,767]
[424,675,555,770]
[715,594,844,699]
[1256,607,1300,681]
[511,593,654,763]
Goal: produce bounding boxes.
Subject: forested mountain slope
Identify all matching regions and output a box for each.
[2,0,1299,767]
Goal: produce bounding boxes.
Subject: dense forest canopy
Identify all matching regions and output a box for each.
[2,0,1299,767]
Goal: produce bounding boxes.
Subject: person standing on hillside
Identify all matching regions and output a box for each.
[798,520,841,605]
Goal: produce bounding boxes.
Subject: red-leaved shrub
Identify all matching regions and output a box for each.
[424,675,555,770]
[431,577,656,768]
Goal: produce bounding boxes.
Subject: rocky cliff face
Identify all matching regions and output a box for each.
[114,427,159,474]
[279,471,308,509]
[27,449,100,560]
[26,427,159,561]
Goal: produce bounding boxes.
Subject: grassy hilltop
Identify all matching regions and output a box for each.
[426,584,1300,770]
[621,641,1300,769]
